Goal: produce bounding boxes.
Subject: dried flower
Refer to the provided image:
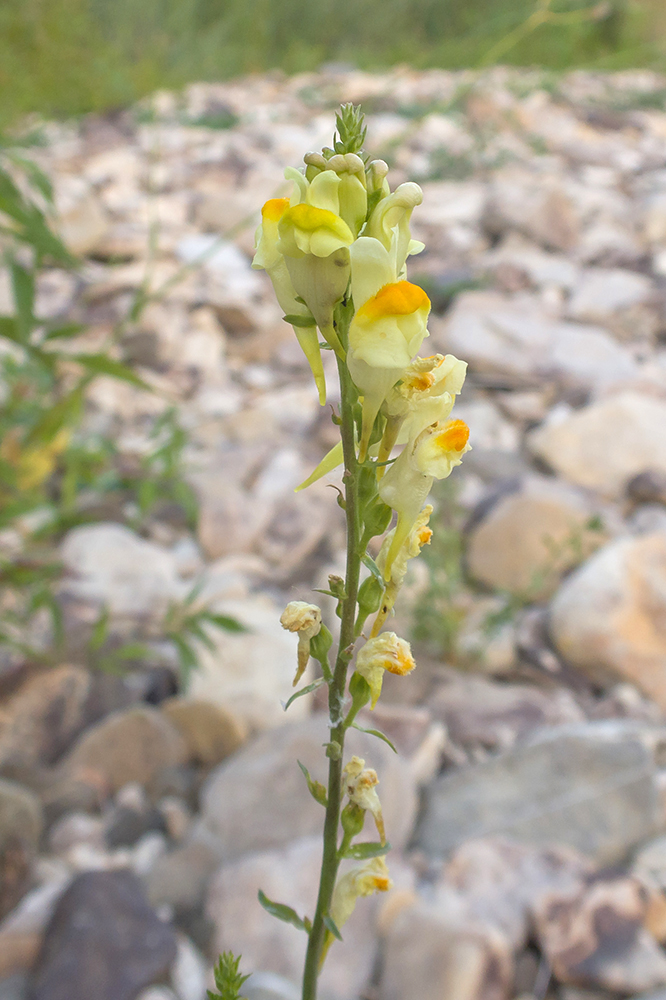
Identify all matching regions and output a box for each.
[355,632,415,708]
[280,601,322,686]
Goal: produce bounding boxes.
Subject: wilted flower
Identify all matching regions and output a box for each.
[377,353,467,470]
[280,601,322,686]
[343,756,385,843]
[330,857,393,931]
[379,417,470,581]
[355,631,415,708]
[372,505,433,636]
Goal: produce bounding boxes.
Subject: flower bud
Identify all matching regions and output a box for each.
[280,601,322,686]
[340,801,365,839]
[355,632,415,708]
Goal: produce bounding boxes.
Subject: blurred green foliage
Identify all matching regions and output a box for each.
[0,141,240,679]
[0,0,664,127]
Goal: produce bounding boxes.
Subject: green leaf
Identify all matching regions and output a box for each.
[257,890,308,932]
[10,259,35,341]
[341,841,391,860]
[43,322,86,341]
[204,613,247,633]
[297,760,328,807]
[361,553,384,584]
[24,384,85,447]
[89,608,110,652]
[351,722,397,754]
[282,677,325,712]
[283,314,316,328]
[72,353,150,389]
[0,316,22,344]
[323,914,343,941]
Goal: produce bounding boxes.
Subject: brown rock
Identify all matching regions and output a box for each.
[0,666,91,777]
[550,532,666,708]
[380,902,512,1000]
[161,699,247,767]
[533,873,666,993]
[466,480,603,597]
[62,707,188,795]
[528,394,666,499]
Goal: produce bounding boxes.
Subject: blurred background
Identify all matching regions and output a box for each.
[0,0,665,126]
[3,4,666,1000]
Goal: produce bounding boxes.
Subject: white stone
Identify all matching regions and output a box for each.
[186,594,313,730]
[437,291,639,394]
[59,522,186,618]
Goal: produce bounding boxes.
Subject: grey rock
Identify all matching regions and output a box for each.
[27,870,177,1000]
[429,677,584,754]
[435,290,639,394]
[199,714,417,862]
[0,975,27,1000]
[415,721,666,864]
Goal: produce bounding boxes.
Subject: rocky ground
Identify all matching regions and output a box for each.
[3,64,666,1000]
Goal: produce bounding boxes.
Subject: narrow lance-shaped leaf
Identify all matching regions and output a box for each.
[282,677,325,712]
[341,841,391,860]
[351,722,397,754]
[297,760,328,807]
[257,890,309,932]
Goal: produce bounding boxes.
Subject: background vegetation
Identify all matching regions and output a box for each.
[0,0,664,128]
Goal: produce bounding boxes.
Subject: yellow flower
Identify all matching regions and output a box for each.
[303,152,368,238]
[379,418,470,581]
[330,857,393,932]
[277,168,355,357]
[348,236,431,460]
[343,756,385,843]
[377,353,466,474]
[364,181,424,276]
[253,198,326,404]
[355,632,415,708]
[1,427,70,491]
[280,601,322,686]
[371,505,433,637]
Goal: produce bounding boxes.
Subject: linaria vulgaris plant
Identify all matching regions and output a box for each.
[229,103,471,1000]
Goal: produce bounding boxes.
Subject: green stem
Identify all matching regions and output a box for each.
[301,343,362,1000]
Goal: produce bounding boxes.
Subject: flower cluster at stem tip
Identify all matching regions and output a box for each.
[254,104,470,989]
